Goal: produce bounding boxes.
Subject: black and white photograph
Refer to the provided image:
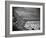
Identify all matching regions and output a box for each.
[12,7,40,31]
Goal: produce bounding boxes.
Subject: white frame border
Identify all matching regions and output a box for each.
[10,4,43,34]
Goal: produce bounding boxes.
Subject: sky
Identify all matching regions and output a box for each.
[13,7,40,21]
